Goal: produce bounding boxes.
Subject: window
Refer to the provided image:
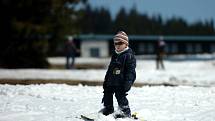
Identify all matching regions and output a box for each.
[186,43,193,53]
[138,43,155,54]
[147,43,154,53]
[90,48,100,57]
[171,43,178,53]
[210,44,215,53]
[138,43,145,53]
[195,43,202,53]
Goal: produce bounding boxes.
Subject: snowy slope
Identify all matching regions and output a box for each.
[0,84,215,121]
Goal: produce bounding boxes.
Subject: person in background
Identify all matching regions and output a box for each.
[65,36,78,69]
[156,36,166,70]
[100,31,136,118]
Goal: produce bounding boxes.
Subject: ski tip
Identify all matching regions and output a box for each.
[131,112,139,119]
[132,112,146,121]
[80,115,94,121]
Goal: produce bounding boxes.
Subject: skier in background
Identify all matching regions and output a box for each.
[65,36,78,69]
[156,36,166,70]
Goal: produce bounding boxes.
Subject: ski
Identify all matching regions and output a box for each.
[80,115,94,121]
[113,112,145,121]
[80,112,145,121]
[131,112,146,121]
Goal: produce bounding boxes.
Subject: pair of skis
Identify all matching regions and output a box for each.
[80,112,145,121]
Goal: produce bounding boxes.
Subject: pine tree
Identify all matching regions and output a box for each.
[0,0,83,68]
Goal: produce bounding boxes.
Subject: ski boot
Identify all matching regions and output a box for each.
[99,106,114,116]
[114,106,131,118]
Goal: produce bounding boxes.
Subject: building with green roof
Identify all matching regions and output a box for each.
[74,34,215,57]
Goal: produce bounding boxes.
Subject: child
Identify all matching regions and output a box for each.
[100,31,136,118]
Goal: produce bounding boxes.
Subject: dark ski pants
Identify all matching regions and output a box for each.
[156,55,165,70]
[66,54,75,69]
[103,86,131,115]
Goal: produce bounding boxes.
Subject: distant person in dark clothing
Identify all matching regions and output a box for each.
[100,31,136,118]
[156,36,166,70]
[65,36,78,69]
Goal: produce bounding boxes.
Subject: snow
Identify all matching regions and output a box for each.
[0,84,215,121]
[1,57,215,86]
[0,55,215,121]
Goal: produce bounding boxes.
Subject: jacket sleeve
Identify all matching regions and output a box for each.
[123,54,136,92]
[103,57,113,88]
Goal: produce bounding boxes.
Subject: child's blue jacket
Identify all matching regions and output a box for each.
[103,48,136,92]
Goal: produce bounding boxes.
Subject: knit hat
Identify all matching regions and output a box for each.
[113,31,129,45]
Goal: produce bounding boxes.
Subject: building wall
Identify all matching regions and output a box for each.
[77,35,215,56]
[81,40,108,57]
[132,41,215,55]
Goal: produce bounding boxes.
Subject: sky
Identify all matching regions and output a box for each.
[88,0,215,24]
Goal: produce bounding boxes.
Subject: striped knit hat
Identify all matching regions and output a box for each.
[113,31,129,45]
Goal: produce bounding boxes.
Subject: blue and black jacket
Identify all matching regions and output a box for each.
[103,48,136,92]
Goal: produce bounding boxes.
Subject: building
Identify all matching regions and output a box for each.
[75,34,215,57]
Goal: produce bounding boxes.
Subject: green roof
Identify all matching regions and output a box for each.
[76,34,215,41]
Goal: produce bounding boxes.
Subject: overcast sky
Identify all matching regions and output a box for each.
[88,0,214,24]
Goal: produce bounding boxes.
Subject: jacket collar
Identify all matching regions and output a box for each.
[115,47,129,55]
[114,47,133,56]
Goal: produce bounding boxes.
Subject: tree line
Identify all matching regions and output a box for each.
[0,1,214,68]
[79,4,215,35]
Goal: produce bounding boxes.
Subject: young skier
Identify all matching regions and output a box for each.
[100,31,136,118]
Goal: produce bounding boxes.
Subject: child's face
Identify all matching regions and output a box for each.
[114,42,127,52]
